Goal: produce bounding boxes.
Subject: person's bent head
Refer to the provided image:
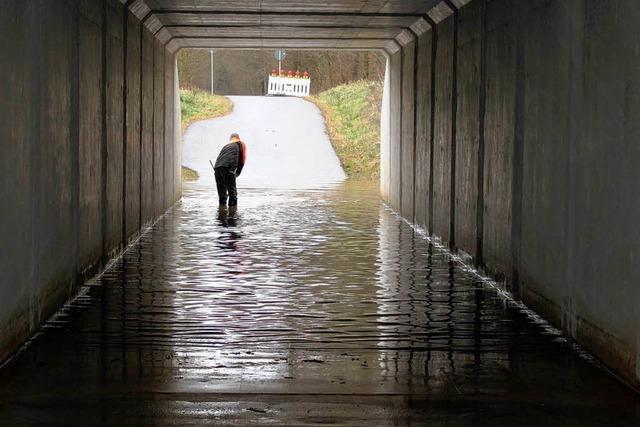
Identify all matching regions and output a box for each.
[230,133,240,142]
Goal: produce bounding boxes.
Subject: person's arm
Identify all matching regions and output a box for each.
[236,142,247,176]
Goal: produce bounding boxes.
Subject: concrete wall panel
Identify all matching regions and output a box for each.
[454,1,482,258]
[141,28,155,225]
[125,13,141,241]
[413,30,433,230]
[35,0,75,325]
[153,40,165,217]
[79,0,101,25]
[164,53,175,209]
[566,0,640,383]
[104,0,125,256]
[174,60,182,203]
[0,0,36,361]
[482,3,515,282]
[400,39,416,220]
[380,58,391,202]
[78,5,103,272]
[388,51,402,210]
[520,1,571,319]
[432,16,454,244]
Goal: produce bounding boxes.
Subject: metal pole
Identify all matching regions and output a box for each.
[278,58,281,75]
[210,49,214,94]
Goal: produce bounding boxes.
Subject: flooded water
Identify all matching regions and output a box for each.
[0,179,639,425]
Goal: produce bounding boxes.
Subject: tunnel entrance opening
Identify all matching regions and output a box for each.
[176,48,385,193]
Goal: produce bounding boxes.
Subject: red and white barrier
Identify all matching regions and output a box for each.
[267,73,311,97]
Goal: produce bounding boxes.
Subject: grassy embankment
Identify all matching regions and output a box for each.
[180,88,233,181]
[309,80,382,180]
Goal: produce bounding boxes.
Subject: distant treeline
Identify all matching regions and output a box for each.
[178,49,386,95]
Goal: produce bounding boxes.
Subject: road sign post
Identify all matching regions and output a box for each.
[210,49,214,94]
[275,49,286,75]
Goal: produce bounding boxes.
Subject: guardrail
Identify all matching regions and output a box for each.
[267,75,311,97]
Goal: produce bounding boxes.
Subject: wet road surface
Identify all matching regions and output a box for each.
[182,96,346,187]
[0,180,639,425]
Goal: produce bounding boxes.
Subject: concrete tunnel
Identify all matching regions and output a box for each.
[1,0,640,392]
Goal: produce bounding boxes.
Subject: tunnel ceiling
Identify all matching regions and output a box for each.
[126,0,470,53]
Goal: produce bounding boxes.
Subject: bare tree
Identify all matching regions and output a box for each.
[177,49,386,95]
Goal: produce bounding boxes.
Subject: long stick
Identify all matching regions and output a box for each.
[209,160,215,171]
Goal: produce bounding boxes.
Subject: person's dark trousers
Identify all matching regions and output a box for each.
[214,167,237,206]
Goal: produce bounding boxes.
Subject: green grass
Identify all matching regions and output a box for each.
[310,80,382,179]
[181,166,199,181]
[180,88,233,133]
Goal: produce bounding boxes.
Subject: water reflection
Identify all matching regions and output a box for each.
[0,180,638,425]
[216,207,242,256]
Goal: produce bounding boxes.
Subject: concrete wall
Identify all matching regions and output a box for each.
[400,37,416,221]
[387,51,402,210]
[0,0,181,364]
[454,1,482,260]
[483,0,516,286]
[141,27,155,226]
[384,0,640,389]
[432,16,455,247]
[78,0,103,274]
[153,39,165,217]
[413,30,432,232]
[125,12,142,242]
[104,0,124,257]
[164,53,175,211]
[380,58,391,203]
[173,60,182,203]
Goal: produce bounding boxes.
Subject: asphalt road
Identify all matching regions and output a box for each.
[182,95,346,189]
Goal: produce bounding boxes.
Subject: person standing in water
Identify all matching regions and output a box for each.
[213,132,247,208]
